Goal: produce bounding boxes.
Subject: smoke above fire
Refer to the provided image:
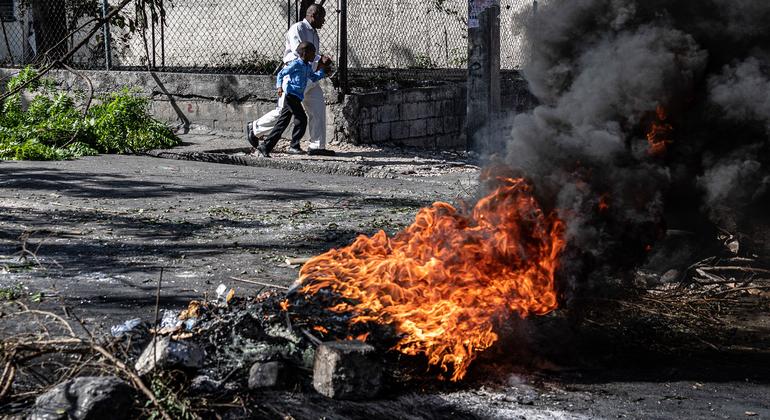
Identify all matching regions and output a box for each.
[505,0,770,287]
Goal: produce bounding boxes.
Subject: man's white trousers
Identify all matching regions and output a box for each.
[252,80,326,150]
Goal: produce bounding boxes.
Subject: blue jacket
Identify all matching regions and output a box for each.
[277,59,325,101]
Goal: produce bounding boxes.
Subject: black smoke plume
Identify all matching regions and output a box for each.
[503,0,770,296]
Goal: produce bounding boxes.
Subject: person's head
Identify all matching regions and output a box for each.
[305,4,326,29]
[297,41,316,63]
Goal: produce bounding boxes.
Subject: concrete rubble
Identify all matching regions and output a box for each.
[312,341,382,400]
[248,361,287,389]
[134,336,205,376]
[29,376,134,420]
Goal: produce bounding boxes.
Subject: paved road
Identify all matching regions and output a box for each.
[0,143,476,326]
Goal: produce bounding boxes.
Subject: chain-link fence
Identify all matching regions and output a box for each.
[0,0,536,79]
[347,1,533,70]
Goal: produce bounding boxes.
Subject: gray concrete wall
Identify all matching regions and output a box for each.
[336,76,533,149]
[0,68,534,150]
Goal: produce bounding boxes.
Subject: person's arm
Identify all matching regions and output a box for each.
[286,25,303,60]
[276,62,298,89]
[308,67,326,82]
[276,66,289,89]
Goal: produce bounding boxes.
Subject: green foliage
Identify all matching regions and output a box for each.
[147,374,197,420]
[89,88,178,153]
[0,67,179,161]
[0,284,23,301]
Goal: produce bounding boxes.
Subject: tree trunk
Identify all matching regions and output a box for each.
[31,0,68,60]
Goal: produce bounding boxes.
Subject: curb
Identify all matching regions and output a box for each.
[144,148,393,178]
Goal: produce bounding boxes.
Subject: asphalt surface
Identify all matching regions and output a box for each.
[1,134,768,419]
[0,133,478,327]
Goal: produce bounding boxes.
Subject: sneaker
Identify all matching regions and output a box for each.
[308,148,336,156]
[254,145,270,158]
[286,146,304,155]
[245,122,259,148]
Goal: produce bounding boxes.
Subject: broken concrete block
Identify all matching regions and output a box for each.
[29,376,134,420]
[312,341,381,400]
[248,361,285,389]
[188,375,221,395]
[134,336,205,376]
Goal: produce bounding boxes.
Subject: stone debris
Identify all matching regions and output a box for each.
[134,336,205,376]
[110,318,142,337]
[248,361,286,389]
[312,340,382,400]
[503,385,539,405]
[188,375,222,395]
[29,376,134,420]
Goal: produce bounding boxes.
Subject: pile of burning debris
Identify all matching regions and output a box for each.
[0,287,404,419]
[126,285,396,399]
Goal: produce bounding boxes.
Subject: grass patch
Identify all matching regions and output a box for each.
[0,66,180,161]
[0,283,23,300]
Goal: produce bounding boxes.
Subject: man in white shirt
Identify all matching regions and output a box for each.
[246,4,335,156]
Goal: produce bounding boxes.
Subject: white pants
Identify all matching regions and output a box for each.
[252,79,327,150]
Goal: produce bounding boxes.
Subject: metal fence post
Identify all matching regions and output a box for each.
[287,0,292,29]
[160,0,165,68]
[101,0,112,70]
[338,0,348,93]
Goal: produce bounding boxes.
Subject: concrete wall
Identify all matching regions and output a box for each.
[0,68,534,150]
[335,76,533,149]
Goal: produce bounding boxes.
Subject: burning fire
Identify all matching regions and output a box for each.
[598,193,610,213]
[646,105,673,156]
[300,177,565,381]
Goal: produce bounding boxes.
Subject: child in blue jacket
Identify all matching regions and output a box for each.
[255,41,327,157]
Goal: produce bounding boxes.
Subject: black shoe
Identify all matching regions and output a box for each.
[254,146,270,158]
[308,148,336,156]
[286,147,304,155]
[245,122,259,147]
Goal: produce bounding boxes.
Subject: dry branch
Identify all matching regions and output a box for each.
[229,276,290,290]
[286,257,313,266]
[1,307,172,420]
[698,266,770,277]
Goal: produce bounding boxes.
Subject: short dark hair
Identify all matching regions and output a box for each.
[297,41,316,56]
[306,4,325,18]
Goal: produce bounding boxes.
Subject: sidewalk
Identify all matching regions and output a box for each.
[147,130,481,179]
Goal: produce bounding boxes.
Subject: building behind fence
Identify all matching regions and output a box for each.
[0,0,536,78]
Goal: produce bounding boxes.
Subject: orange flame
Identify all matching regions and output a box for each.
[345,332,371,342]
[300,177,565,381]
[647,105,673,156]
[313,325,329,334]
[279,299,290,311]
[598,194,610,213]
